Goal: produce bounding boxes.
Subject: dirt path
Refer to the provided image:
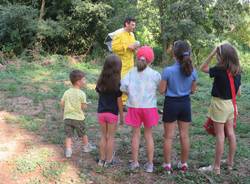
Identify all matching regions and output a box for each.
[0,112,84,184]
[0,117,21,184]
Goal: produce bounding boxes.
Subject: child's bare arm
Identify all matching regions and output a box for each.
[81,103,87,110]
[81,101,91,110]
[117,97,124,125]
[200,47,217,73]
[237,86,241,96]
[191,81,197,94]
[60,100,65,109]
[159,80,167,95]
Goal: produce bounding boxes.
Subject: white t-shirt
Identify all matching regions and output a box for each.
[120,67,161,108]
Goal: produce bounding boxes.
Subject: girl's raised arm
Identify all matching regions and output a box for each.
[200,47,217,73]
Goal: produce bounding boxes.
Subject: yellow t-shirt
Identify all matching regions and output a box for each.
[61,88,87,120]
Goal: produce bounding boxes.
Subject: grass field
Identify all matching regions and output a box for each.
[0,55,249,184]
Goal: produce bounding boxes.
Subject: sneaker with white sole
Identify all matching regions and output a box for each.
[144,162,154,173]
[129,161,140,171]
[162,163,172,174]
[83,143,96,153]
[65,148,72,158]
[177,162,188,173]
[97,159,105,167]
[104,160,117,168]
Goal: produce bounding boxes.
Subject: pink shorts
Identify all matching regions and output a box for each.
[98,112,118,124]
[125,108,159,128]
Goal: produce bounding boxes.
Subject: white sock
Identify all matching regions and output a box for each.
[163,163,171,168]
[180,162,188,167]
[66,148,72,152]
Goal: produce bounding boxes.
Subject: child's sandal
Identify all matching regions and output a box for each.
[213,168,220,175]
[227,165,233,171]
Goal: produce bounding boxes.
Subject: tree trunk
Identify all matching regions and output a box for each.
[157,0,168,64]
[39,0,45,20]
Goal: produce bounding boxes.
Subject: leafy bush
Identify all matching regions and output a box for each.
[0,4,38,55]
[37,19,68,54]
[40,0,112,55]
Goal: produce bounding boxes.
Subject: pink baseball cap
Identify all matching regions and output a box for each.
[136,46,154,64]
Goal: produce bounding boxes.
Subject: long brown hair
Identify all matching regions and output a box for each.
[96,54,122,92]
[173,40,193,76]
[216,43,241,76]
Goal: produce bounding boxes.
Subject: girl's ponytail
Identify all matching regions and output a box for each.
[173,41,193,76]
[180,54,193,76]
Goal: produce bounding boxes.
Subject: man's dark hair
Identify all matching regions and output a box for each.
[69,70,85,85]
[123,17,136,27]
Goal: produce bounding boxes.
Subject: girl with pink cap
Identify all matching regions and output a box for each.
[120,46,161,173]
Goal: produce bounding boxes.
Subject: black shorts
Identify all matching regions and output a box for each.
[64,119,86,138]
[162,96,192,123]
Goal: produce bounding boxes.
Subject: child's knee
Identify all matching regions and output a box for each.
[227,132,236,140]
[132,128,141,136]
[216,133,225,142]
[106,134,114,140]
[144,131,153,140]
[164,133,174,141]
[179,132,189,140]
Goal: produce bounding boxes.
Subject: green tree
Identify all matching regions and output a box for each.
[0,4,38,55]
[157,0,250,64]
[43,0,112,54]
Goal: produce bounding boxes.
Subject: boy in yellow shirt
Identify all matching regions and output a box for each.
[61,70,96,158]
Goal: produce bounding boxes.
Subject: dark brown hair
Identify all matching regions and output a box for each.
[216,43,241,76]
[69,70,85,85]
[173,40,193,76]
[123,17,136,27]
[96,54,122,92]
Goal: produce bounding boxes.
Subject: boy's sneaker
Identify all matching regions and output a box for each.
[97,159,105,167]
[65,149,72,158]
[177,162,188,173]
[144,162,154,173]
[162,163,172,174]
[83,143,96,153]
[104,160,117,168]
[129,161,140,171]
